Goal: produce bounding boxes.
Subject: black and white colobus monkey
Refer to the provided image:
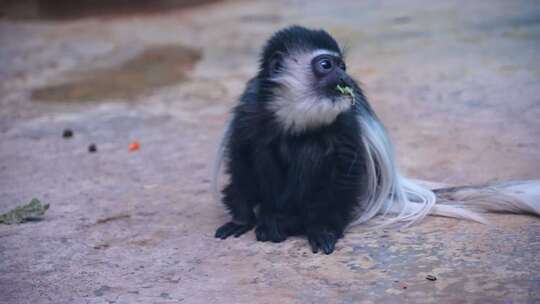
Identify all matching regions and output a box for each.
[213,26,540,254]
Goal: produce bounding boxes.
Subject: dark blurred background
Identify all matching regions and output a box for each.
[0,0,220,19]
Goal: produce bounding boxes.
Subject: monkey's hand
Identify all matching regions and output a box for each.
[307,229,338,254]
[215,222,254,239]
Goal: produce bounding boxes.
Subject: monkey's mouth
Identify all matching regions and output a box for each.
[336,84,354,97]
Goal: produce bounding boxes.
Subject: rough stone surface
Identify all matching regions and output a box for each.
[1,1,539,303]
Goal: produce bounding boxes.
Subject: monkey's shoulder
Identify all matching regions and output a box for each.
[229,102,272,142]
[229,86,279,143]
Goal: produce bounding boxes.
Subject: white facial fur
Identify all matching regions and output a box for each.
[267,49,352,133]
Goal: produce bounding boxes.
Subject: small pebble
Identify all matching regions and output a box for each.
[426,275,437,281]
[88,144,97,153]
[62,129,73,138]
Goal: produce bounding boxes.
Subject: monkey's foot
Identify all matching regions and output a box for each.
[215,222,254,239]
[255,217,287,243]
[308,229,338,254]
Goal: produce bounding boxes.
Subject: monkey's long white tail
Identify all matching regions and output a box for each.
[390,179,540,225]
[426,180,540,221]
[351,112,540,227]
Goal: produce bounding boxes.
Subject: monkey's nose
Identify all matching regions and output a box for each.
[339,76,352,87]
[336,70,352,87]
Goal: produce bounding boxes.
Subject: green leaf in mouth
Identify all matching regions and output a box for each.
[336,84,356,105]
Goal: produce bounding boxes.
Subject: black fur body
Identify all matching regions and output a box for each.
[216,78,369,253]
[214,26,379,254]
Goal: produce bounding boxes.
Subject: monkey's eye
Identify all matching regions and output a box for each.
[312,55,336,76]
[319,59,333,70]
[339,61,346,71]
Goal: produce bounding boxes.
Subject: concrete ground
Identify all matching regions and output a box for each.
[1,0,539,303]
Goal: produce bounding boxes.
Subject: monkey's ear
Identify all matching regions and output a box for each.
[269,51,285,75]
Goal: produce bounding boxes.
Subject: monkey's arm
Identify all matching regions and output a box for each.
[214,115,262,239]
[252,144,302,243]
[214,142,259,238]
[295,133,362,254]
[215,79,268,239]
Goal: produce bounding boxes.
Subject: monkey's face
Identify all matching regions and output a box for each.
[310,53,353,99]
[266,49,354,133]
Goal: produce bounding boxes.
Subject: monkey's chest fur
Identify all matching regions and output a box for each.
[256,124,364,208]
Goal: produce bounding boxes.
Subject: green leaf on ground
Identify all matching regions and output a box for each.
[0,198,49,225]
